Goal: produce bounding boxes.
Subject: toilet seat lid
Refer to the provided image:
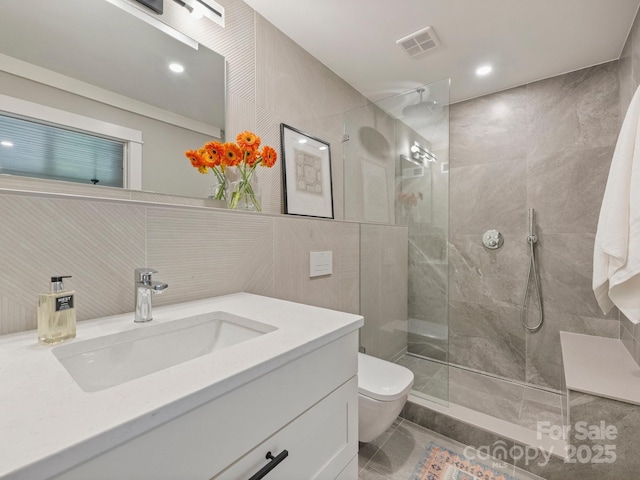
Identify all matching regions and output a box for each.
[358,353,414,401]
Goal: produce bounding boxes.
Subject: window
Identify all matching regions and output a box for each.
[0,94,142,189]
[0,113,125,187]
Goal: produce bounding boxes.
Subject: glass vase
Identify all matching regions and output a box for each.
[208,179,228,201]
[228,173,261,212]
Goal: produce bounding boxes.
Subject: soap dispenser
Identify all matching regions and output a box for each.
[37,276,76,344]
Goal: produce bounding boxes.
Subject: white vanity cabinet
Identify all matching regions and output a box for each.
[52,331,358,480]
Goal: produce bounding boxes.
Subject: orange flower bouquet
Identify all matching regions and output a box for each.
[185,141,228,201]
[185,131,277,211]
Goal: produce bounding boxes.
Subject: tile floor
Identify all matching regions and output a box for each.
[358,418,546,479]
[396,354,564,431]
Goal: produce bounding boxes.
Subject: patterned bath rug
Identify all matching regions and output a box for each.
[409,442,517,480]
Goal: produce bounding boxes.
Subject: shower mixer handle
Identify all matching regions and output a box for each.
[482,230,504,250]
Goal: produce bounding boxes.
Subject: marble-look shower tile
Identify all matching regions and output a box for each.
[621,322,635,359]
[408,263,446,301]
[407,331,448,362]
[619,29,634,117]
[449,300,526,382]
[449,161,527,236]
[620,311,636,338]
[273,216,359,314]
[525,310,619,390]
[448,367,524,423]
[526,145,615,234]
[409,231,447,265]
[408,363,444,392]
[449,233,528,307]
[536,233,616,319]
[450,85,528,168]
[146,207,275,306]
[408,295,447,325]
[632,10,640,101]
[526,61,620,158]
[518,388,563,431]
[420,365,449,402]
[0,195,145,334]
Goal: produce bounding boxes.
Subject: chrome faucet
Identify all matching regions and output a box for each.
[134,268,168,323]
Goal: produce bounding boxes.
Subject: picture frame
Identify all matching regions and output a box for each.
[280,123,334,219]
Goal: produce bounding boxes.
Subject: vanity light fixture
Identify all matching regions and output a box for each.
[172,0,225,27]
[1,140,13,147]
[476,64,493,76]
[410,141,438,163]
[169,63,185,73]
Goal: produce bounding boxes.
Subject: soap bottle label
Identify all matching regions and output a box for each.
[56,295,74,311]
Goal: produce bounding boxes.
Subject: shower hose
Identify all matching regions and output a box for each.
[520,233,543,331]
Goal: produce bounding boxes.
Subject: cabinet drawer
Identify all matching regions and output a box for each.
[214,376,357,480]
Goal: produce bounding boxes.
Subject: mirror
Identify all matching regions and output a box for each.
[0,0,226,199]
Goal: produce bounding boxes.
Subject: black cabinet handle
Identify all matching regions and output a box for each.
[247,450,289,480]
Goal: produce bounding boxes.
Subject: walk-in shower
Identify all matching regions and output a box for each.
[345,75,560,414]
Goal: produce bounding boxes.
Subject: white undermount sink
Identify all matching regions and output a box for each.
[53,312,277,392]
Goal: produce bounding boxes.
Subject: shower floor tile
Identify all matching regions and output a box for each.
[358,418,546,480]
[397,354,565,433]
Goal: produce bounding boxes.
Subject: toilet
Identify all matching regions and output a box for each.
[357,353,414,443]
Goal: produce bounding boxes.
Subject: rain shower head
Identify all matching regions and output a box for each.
[402,88,443,120]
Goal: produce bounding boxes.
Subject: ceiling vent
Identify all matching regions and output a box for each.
[396,26,440,58]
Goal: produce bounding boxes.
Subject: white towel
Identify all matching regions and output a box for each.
[593,85,640,323]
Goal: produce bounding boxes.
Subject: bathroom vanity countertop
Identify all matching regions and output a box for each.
[560,332,640,405]
[0,293,363,480]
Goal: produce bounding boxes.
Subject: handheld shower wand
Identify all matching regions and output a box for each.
[520,208,543,331]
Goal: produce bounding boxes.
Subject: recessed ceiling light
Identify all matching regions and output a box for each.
[169,63,185,73]
[319,146,327,151]
[298,139,307,144]
[476,65,493,76]
[1,140,13,147]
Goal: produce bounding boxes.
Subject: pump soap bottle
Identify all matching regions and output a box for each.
[37,276,76,344]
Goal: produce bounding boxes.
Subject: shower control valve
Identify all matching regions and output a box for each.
[482,230,504,250]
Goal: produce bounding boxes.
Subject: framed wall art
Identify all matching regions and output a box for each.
[280,123,334,218]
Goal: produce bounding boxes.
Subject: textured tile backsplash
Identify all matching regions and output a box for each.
[0,192,366,335]
[0,194,145,334]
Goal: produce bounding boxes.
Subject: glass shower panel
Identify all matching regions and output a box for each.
[346,78,450,406]
[343,102,397,224]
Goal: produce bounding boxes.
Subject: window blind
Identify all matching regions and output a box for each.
[0,113,124,187]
